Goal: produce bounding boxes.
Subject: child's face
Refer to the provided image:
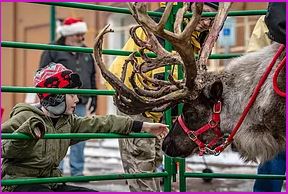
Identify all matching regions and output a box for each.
[64,94,79,115]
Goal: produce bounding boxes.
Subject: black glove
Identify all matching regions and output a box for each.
[88,96,97,114]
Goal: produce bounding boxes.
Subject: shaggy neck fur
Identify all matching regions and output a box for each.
[219,43,285,163]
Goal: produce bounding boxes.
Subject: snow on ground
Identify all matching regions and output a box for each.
[62,139,285,192]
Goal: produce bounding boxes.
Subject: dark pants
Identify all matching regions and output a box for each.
[253,151,286,192]
[13,184,97,192]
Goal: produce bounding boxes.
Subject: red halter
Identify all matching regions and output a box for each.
[177,101,223,156]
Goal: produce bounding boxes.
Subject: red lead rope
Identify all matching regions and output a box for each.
[273,56,286,97]
[214,44,286,154]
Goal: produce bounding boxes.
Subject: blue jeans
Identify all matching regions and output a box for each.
[253,151,286,192]
[59,104,86,176]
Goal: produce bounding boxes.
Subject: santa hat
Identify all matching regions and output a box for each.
[57,17,88,36]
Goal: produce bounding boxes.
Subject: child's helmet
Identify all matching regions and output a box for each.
[34,62,82,115]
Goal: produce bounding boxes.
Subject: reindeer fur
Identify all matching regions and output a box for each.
[220,42,285,163]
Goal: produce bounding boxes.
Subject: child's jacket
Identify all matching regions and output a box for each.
[1,103,134,191]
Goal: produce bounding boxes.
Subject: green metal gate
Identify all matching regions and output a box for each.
[1,2,285,192]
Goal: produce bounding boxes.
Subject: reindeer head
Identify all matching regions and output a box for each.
[162,80,225,157]
[93,2,232,157]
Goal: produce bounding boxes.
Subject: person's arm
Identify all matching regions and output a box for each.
[70,114,168,144]
[71,114,134,135]
[1,113,46,158]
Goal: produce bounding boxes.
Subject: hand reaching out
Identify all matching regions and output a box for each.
[142,122,169,139]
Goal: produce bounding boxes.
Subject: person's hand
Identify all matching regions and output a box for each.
[31,125,45,140]
[89,97,97,114]
[142,122,169,139]
[32,127,43,139]
[86,97,97,116]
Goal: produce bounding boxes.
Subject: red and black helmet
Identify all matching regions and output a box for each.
[34,62,82,101]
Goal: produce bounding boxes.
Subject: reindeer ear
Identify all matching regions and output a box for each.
[210,81,223,101]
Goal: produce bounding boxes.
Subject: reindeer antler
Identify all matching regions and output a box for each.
[129,2,203,90]
[93,2,232,115]
[198,3,232,71]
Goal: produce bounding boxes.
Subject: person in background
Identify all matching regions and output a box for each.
[39,17,97,176]
[247,2,286,192]
[105,2,219,191]
[1,63,169,192]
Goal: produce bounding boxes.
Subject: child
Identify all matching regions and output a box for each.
[1,63,169,192]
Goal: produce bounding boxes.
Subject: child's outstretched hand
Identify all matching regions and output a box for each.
[142,122,169,139]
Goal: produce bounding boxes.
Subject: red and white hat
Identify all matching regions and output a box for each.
[57,17,88,36]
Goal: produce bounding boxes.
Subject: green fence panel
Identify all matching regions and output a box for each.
[2,2,283,192]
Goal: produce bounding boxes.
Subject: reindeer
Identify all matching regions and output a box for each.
[93,2,286,163]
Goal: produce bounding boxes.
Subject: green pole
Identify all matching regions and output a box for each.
[178,158,187,192]
[1,41,242,59]
[50,5,56,42]
[36,2,163,17]
[184,172,286,180]
[1,132,157,140]
[184,9,267,18]
[168,3,184,184]
[162,3,177,192]
[2,172,168,186]
[35,2,267,17]
[163,156,173,192]
[1,86,115,96]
